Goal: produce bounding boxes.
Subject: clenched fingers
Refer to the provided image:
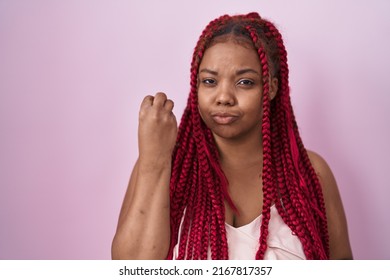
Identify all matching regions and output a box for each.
[141,92,173,109]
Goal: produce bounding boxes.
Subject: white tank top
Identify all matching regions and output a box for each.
[173,205,306,260]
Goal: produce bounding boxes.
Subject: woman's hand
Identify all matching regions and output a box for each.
[138,92,177,166]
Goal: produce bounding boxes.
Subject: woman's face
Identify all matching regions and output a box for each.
[197,40,266,142]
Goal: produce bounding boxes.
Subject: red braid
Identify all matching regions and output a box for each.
[263,18,329,259]
[167,12,329,260]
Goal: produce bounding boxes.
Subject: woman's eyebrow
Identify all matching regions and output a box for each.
[236,68,260,76]
[199,68,218,75]
[199,68,260,76]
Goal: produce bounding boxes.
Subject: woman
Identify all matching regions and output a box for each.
[111,12,353,260]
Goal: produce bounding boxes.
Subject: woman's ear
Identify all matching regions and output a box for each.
[269,77,278,100]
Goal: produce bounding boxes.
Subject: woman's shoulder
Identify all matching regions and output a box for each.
[305,149,353,259]
[306,150,331,178]
[305,149,340,200]
[305,150,336,191]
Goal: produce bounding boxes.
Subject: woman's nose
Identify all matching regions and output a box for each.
[215,83,236,106]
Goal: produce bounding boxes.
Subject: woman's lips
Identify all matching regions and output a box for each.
[211,113,239,125]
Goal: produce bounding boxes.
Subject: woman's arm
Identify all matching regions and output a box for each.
[307,150,353,259]
[111,93,177,259]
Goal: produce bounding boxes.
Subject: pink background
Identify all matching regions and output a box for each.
[0,0,389,259]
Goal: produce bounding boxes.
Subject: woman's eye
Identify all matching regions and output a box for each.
[202,78,216,85]
[238,79,254,86]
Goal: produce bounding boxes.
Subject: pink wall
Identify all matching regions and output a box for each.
[0,0,389,259]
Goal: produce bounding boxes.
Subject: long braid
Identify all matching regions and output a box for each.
[168,14,231,259]
[168,12,329,260]
[266,18,329,259]
[263,17,329,258]
[243,22,275,260]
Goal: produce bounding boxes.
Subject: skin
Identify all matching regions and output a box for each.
[111,39,353,260]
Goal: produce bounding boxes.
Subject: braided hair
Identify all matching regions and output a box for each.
[167,12,329,260]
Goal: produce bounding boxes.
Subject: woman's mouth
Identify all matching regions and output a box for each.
[211,113,239,125]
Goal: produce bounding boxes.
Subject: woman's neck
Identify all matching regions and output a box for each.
[214,133,263,170]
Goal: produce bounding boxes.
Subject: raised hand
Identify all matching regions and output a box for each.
[138,92,177,166]
[112,92,176,259]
